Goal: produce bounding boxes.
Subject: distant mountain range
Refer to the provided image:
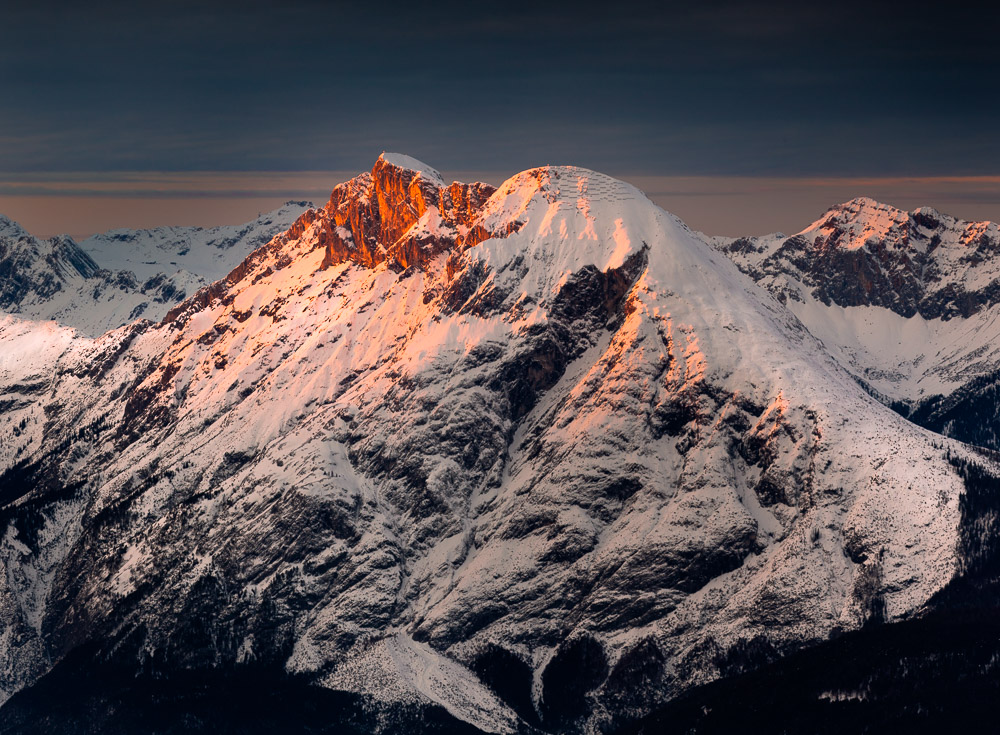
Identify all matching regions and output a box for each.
[1,154,999,734]
[0,202,311,335]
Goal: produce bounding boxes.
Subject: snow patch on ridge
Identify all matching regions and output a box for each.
[321,634,520,734]
[379,152,445,185]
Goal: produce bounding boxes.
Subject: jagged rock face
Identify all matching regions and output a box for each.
[727,197,1000,319]
[314,153,496,271]
[0,161,971,734]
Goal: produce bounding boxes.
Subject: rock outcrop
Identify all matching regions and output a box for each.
[314,153,497,271]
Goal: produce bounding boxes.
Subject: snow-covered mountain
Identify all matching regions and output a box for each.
[713,197,1000,450]
[0,202,311,336]
[0,157,995,733]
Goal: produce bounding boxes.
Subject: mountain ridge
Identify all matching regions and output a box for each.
[718,196,1000,320]
[0,158,994,733]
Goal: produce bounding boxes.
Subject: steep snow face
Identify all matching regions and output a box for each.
[0,202,311,336]
[0,161,969,732]
[712,201,1000,449]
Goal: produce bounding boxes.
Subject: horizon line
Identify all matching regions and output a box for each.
[2,171,999,241]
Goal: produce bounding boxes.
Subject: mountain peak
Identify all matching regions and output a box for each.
[806,197,908,243]
[802,197,996,255]
[0,214,28,240]
[841,195,890,210]
[912,205,943,219]
[304,155,496,272]
[0,156,972,735]
[725,193,1000,321]
[377,151,445,186]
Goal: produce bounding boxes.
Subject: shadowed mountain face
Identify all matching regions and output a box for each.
[0,645,485,735]
[0,157,995,733]
[615,608,1000,735]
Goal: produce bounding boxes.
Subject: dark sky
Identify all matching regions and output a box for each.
[1,0,999,236]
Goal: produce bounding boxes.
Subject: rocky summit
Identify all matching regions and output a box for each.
[1,155,999,734]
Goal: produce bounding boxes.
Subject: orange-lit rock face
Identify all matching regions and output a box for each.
[315,156,497,271]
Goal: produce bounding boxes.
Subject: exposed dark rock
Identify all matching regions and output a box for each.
[0,645,486,735]
[471,645,539,726]
[541,635,609,727]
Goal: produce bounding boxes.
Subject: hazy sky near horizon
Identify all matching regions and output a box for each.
[1,0,998,236]
[6,170,1000,241]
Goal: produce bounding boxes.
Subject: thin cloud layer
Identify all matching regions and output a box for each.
[5,170,1000,240]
